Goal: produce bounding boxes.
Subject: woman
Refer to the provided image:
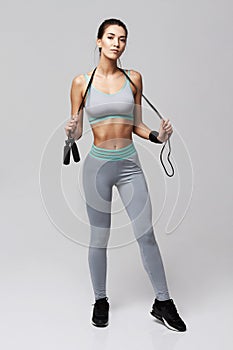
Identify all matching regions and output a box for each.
[65,18,186,332]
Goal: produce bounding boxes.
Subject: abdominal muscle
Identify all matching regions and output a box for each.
[91,118,134,150]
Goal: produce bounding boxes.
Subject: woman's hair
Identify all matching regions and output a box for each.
[97,18,128,55]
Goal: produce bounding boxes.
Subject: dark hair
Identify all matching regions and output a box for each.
[97,18,128,55]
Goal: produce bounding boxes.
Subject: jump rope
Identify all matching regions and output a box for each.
[63,67,175,177]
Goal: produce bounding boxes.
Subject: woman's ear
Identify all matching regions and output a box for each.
[96,39,102,48]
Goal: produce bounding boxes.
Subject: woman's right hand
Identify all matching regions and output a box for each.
[64,115,78,137]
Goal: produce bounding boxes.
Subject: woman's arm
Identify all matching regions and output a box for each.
[68,74,85,140]
[131,71,172,143]
[131,71,161,140]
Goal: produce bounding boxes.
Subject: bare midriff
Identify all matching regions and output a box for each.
[91,119,134,150]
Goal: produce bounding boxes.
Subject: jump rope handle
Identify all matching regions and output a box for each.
[118,68,175,177]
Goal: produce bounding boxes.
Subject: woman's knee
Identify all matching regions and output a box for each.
[136,227,157,245]
[89,226,110,248]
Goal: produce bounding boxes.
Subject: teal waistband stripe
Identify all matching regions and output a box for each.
[89,142,137,161]
[89,114,134,125]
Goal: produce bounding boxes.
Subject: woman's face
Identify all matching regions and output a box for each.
[97,24,127,60]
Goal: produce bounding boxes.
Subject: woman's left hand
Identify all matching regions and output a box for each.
[158,119,173,143]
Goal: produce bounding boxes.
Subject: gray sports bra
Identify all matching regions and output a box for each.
[84,69,135,125]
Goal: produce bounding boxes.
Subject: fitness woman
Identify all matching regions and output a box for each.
[65,18,187,332]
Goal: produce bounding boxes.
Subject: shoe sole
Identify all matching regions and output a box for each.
[91,320,109,327]
[150,310,185,332]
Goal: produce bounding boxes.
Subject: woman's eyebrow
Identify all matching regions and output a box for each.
[107,32,126,38]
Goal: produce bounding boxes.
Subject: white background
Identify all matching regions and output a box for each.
[1,0,232,349]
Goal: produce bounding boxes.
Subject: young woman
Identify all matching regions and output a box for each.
[65,18,187,332]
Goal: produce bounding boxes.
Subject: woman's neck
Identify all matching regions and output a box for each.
[96,56,119,77]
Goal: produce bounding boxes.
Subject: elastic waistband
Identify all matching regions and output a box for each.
[89,142,137,161]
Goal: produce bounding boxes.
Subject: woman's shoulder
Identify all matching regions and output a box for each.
[72,73,86,85]
[127,69,142,82]
[126,69,142,91]
[71,73,87,96]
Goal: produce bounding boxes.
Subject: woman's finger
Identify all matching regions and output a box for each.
[165,127,172,134]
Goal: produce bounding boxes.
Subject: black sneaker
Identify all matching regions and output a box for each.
[150,298,187,332]
[91,297,109,327]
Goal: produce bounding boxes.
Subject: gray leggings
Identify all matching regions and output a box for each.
[82,142,170,301]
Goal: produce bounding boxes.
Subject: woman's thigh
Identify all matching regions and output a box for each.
[82,154,118,237]
[115,157,153,240]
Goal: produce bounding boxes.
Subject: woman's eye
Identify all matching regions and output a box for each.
[107,36,125,42]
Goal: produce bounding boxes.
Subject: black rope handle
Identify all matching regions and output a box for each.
[118,67,174,177]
